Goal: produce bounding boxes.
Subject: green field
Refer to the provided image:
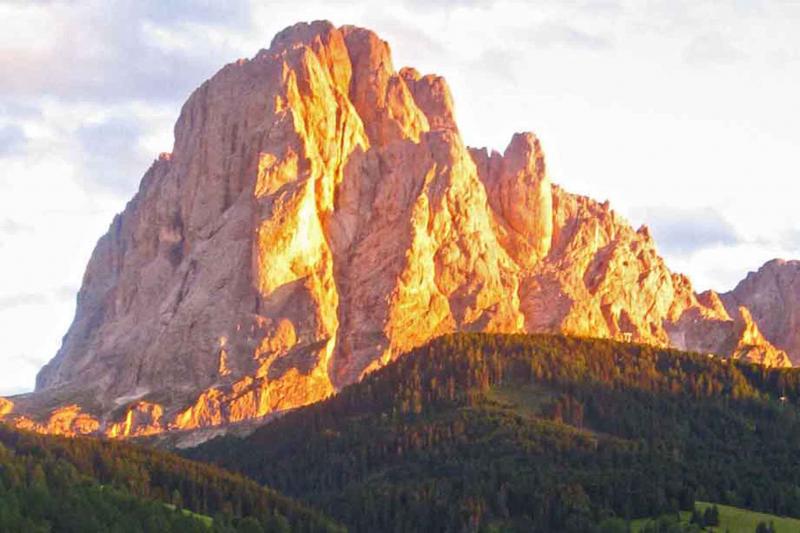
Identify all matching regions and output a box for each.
[485,383,556,417]
[164,504,213,528]
[633,501,800,532]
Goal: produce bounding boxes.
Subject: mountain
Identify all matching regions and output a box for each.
[0,20,792,438]
[0,423,342,532]
[186,333,800,532]
[722,259,800,365]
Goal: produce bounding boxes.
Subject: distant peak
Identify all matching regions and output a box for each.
[761,258,800,270]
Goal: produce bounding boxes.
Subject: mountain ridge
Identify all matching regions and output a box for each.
[0,20,794,439]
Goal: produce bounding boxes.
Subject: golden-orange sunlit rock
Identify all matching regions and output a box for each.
[5,21,791,441]
[721,259,800,366]
[10,405,100,437]
[106,402,164,438]
[0,398,13,417]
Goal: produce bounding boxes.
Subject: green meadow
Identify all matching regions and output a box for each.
[633,501,800,532]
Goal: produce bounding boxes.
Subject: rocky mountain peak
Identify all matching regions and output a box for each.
[2,21,793,440]
[722,258,800,365]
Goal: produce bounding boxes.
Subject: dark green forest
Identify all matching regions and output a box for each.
[0,423,343,532]
[187,333,800,532]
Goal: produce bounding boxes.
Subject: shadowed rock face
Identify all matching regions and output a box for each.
[2,21,791,438]
[722,259,800,365]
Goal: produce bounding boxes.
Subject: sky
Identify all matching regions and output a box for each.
[0,0,798,395]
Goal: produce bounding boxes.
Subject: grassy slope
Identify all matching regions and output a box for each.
[486,383,558,417]
[163,503,214,528]
[633,502,800,532]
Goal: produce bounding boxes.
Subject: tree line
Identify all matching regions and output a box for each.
[188,333,800,532]
[0,423,344,532]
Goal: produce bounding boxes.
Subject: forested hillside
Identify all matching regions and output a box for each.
[0,424,343,532]
[188,334,800,532]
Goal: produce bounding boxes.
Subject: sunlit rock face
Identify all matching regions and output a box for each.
[2,21,791,438]
[12,405,100,437]
[721,259,800,365]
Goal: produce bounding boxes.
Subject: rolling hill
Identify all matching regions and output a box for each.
[187,333,800,532]
[0,423,342,532]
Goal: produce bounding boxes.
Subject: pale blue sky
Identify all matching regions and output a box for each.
[1,0,799,394]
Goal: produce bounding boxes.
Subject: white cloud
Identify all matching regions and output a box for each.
[0,123,26,155]
[0,292,49,309]
[0,1,245,104]
[632,206,740,255]
[665,241,800,293]
[684,32,744,66]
